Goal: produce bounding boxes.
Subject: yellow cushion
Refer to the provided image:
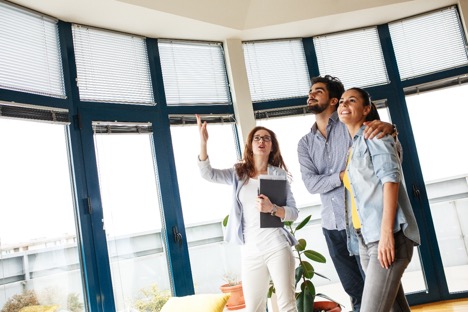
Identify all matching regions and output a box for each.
[19,306,58,312]
[161,293,230,312]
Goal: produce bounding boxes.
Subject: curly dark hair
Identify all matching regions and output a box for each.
[235,126,289,181]
[311,75,345,108]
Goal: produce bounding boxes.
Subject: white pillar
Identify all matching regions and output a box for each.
[458,0,468,36]
[223,38,256,151]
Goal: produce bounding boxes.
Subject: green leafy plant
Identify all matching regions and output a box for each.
[133,284,171,312]
[1,290,39,312]
[269,215,342,312]
[37,287,84,312]
[1,286,80,312]
[223,213,341,311]
[66,293,84,312]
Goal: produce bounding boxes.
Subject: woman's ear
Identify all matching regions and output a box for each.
[362,104,371,117]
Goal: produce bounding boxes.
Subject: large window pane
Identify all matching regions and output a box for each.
[406,84,468,293]
[93,128,171,311]
[171,122,241,294]
[257,115,319,208]
[0,117,85,311]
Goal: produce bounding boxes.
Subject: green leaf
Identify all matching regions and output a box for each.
[314,271,330,281]
[305,282,316,300]
[301,261,315,279]
[283,221,293,227]
[294,215,312,231]
[222,215,229,227]
[304,249,326,263]
[295,239,306,252]
[296,291,305,312]
[296,283,315,312]
[295,266,303,285]
[267,285,275,298]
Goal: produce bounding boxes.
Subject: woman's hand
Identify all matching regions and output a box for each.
[256,194,274,213]
[196,114,208,161]
[378,230,395,269]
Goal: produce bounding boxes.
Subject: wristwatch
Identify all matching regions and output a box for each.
[391,124,399,138]
[270,204,279,216]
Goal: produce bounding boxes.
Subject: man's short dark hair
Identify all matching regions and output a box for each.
[311,75,345,101]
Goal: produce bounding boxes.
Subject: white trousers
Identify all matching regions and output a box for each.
[241,245,297,312]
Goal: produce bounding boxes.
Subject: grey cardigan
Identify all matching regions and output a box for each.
[198,157,299,246]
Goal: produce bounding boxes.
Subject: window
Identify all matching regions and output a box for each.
[243,39,310,102]
[0,114,85,311]
[92,125,172,309]
[406,84,468,294]
[158,40,231,106]
[314,27,389,89]
[389,6,468,80]
[72,25,154,105]
[0,2,65,97]
[171,119,241,294]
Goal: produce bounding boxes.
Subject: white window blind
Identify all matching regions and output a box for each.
[389,6,468,80]
[72,25,154,105]
[158,40,230,106]
[0,2,65,98]
[314,27,389,89]
[243,39,310,102]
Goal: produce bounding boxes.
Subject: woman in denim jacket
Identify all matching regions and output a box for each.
[196,114,299,312]
[337,89,420,312]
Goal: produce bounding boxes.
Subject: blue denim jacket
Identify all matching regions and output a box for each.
[198,157,299,246]
[345,127,421,255]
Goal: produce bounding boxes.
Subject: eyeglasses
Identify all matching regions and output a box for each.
[253,135,272,142]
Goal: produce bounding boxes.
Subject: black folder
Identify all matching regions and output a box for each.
[258,175,286,228]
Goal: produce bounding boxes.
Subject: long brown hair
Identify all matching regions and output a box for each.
[234,126,289,180]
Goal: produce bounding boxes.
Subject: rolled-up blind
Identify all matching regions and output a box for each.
[72,24,154,105]
[0,2,65,98]
[158,40,231,106]
[243,39,310,102]
[314,27,389,89]
[389,6,468,80]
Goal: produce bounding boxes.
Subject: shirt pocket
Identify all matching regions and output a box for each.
[351,147,370,170]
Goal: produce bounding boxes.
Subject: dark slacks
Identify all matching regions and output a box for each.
[323,228,365,312]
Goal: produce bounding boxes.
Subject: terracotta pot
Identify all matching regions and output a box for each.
[220,282,246,310]
[313,300,342,312]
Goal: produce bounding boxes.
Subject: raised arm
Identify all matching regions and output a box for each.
[196,114,208,161]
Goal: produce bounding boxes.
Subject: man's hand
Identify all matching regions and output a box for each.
[363,120,395,139]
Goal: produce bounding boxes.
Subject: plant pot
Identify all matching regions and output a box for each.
[220,282,246,310]
[313,300,342,312]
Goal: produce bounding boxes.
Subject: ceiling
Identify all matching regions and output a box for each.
[7,0,457,41]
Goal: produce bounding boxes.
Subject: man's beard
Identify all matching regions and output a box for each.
[306,101,329,114]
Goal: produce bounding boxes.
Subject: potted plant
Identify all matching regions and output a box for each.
[219,272,245,310]
[268,215,342,312]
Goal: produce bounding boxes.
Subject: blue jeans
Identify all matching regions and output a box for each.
[357,230,413,312]
[323,228,365,312]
